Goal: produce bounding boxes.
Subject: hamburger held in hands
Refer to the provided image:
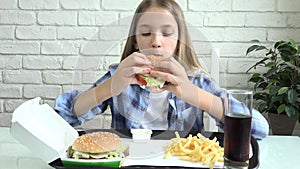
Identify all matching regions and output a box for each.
[135,55,167,89]
[68,132,127,159]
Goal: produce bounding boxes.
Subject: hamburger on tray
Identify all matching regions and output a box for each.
[61,131,128,168]
[68,131,127,160]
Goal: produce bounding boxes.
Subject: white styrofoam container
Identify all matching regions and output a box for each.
[10,97,79,163]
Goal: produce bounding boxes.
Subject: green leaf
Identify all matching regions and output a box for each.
[288,89,297,104]
[274,40,285,49]
[278,87,288,95]
[269,79,279,84]
[257,102,268,113]
[297,84,300,91]
[257,82,268,90]
[289,39,297,46]
[248,74,264,83]
[265,61,276,68]
[277,104,286,114]
[253,92,268,100]
[265,68,277,78]
[270,95,284,105]
[256,46,268,51]
[285,105,296,117]
[280,51,291,62]
[250,73,261,78]
[246,44,268,55]
[246,45,260,55]
[250,39,261,43]
[269,86,280,95]
[278,43,298,59]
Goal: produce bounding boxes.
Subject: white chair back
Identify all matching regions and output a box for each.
[203,48,220,132]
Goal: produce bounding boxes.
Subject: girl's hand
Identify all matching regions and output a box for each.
[149,56,195,99]
[110,52,151,96]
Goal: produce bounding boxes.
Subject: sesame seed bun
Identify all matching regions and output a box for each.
[146,55,164,71]
[71,132,121,154]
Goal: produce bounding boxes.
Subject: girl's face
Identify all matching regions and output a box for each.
[135,7,179,56]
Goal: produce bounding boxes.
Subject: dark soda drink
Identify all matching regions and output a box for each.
[224,113,252,162]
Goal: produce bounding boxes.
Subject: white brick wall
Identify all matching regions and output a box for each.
[0,0,300,127]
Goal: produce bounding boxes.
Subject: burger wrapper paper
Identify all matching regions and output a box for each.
[10,97,79,163]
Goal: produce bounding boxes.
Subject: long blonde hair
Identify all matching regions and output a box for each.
[121,0,204,72]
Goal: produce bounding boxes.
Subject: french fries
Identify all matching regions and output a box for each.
[164,132,224,169]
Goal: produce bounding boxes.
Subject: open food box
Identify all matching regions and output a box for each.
[10,97,78,163]
[10,97,259,169]
[10,97,126,168]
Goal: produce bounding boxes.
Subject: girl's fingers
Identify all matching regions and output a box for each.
[132,67,151,75]
[122,67,150,77]
[153,57,183,75]
[127,52,151,66]
[150,70,178,85]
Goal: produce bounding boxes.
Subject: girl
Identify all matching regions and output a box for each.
[55,0,269,139]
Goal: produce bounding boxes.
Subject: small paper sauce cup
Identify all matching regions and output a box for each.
[130,129,152,143]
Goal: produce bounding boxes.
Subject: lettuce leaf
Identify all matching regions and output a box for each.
[140,74,165,88]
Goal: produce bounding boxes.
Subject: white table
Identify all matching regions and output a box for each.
[0,127,52,169]
[257,135,300,169]
[0,127,299,169]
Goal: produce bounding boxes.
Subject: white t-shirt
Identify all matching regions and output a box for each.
[140,90,171,130]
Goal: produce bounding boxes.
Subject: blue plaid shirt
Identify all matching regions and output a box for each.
[54,64,269,139]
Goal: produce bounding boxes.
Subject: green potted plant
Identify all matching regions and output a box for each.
[246,39,300,135]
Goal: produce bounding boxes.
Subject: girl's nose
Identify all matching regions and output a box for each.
[151,33,162,48]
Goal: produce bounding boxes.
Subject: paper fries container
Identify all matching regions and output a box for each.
[10,97,79,163]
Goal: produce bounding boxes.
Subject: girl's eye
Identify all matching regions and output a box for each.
[162,32,173,37]
[141,32,151,36]
[140,31,173,37]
